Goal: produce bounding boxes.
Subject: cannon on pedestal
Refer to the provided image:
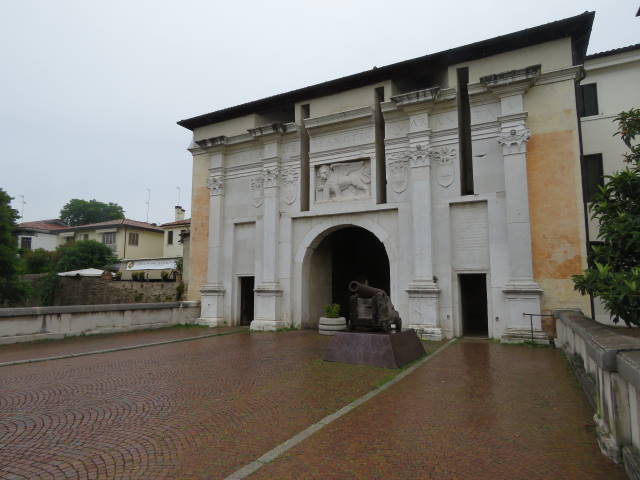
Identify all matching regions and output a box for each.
[348,280,402,333]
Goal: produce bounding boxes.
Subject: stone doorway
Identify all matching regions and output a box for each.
[459,273,488,337]
[239,276,255,326]
[307,226,390,324]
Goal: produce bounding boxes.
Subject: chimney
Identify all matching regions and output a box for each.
[174,205,185,221]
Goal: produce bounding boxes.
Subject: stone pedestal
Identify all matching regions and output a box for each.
[250,285,284,331]
[406,282,442,340]
[501,282,545,343]
[324,330,426,369]
[198,283,226,327]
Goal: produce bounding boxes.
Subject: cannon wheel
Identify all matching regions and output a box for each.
[395,318,402,332]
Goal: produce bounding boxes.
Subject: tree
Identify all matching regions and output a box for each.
[22,248,56,274]
[0,188,27,305]
[573,108,640,326]
[60,199,125,226]
[54,240,119,273]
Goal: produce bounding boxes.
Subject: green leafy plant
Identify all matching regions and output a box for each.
[0,188,28,306]
[176,282,185,301]
[54,240,118,273]
[324,303,341,318]
[59,198,125,226]
[573,108,640,326]
[161,271,169,281]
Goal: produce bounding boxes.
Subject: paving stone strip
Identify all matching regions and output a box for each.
[223,338,457,480]
[0,328,247,368]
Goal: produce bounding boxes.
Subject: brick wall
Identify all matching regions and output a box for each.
[54,277,181,306]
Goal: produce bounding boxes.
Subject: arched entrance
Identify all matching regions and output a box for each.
[302,226,390,327]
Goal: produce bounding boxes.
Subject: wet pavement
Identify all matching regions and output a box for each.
[252,339,625,480]
[0,325,243,364]
[0,333,624,479]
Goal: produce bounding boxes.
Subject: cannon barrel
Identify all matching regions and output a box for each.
[348,281,386,298]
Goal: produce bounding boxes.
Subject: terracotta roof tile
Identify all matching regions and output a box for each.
[159,219,191,227]
[59,219,163,233]
[16,219,67,232]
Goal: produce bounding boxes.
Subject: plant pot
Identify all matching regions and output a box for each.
[319,316,347,336]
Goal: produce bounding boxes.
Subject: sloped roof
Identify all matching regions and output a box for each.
[159,218,191,227]
[15,219,67,233]
[586,43,640,60]
[177,11,594,131]
[59,219,163,233]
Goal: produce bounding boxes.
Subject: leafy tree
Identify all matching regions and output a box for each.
[54,240,118,273]
[22,248,56,274]
[60,199,125,226]
[573,108,640,326]
[0,189,28,305]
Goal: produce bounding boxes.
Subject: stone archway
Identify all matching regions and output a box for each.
[294,220,397,329]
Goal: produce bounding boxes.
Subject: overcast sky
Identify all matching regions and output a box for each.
[1,1,638,224]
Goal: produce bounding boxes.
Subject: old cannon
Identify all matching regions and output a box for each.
[348,281,402,333]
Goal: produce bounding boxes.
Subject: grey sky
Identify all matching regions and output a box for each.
[1,0,637,225]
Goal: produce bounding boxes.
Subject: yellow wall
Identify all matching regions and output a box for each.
[448,38,573,85]
[187,152,210,300]
[162,227,187,258]
[58,228,163,260]
[525,80,590,313]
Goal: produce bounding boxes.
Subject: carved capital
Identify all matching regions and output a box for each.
[498,128,531,155]
[408,144,431,168]
[263,166,280,188]
[207,174,224,196]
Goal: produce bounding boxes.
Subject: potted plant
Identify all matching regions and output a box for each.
[318,303,347,336]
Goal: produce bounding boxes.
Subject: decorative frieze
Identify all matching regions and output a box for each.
[207,174,224,196]
[315,160,371,202]
[497,128,531,154]
[280,167,299,205]
[196,135,227,149]
[387,153,409,193]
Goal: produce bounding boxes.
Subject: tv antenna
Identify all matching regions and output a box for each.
[18,195,26,219]
[145,188,151,223]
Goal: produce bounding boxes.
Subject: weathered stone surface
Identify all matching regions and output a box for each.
[323,330,425,369]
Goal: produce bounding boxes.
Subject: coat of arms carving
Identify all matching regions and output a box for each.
[387,153,409,193]
[281,167,299,205]
[432,146,456,188]
[250,176,264,208]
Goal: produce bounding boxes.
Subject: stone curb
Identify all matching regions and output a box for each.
[0,328,248,368]
[223,338,457,480]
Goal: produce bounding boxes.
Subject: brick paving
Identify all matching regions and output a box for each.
[0,325,243,364]
[251,339,626,480]
[0,331,397,479]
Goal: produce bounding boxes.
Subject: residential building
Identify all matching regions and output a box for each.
[159,206,191,258]
[57,219,164,260]
[178,12,594,339]
[14,219,67,251]
[579,44,640,325]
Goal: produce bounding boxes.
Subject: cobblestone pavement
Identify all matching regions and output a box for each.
[0,325,243,364]
[252,339,626,480]
[0,331,397,479]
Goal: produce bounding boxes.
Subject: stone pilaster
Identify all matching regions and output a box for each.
[482,67,544,341]
[405,112,441,339]
[198,147,226,327]
[251,129,285,331]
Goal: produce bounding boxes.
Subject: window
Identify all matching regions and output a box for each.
[580,84,599,117]
[82,234,89,241]
[65,236,74,244]
[20,237,32,250]
[102,232,116,245]
[167,231,174,245]
[128,232,139,246]
[584,154,604,202]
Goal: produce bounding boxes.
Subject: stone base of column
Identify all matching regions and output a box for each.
[502,281,543,342]
[199,283,226,327]
[251,284,283,331]
[406,281,441,340]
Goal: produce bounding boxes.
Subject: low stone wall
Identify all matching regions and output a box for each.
[55,277,182,305]
[0,301,200,345]
[555,309,640,478]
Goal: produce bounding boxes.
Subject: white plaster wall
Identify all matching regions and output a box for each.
[17,232,58,251]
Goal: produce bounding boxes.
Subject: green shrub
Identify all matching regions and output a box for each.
[324,303,341,318]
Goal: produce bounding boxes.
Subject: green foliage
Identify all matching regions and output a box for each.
[175,258,183,274]
[573,108,640,326]
[22,248,56,274]
[0,188,28,305]
[324,303,341,318]
[176,282,185,301]
[54,240,118,273]
[59,198,125,226]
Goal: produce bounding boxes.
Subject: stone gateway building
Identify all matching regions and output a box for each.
[178,12,596,341]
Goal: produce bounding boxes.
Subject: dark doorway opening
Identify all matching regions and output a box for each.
[459,273,488,336]
[316,227,390,322]
[239,276,254,326]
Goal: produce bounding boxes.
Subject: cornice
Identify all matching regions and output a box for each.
[195,135,228,149]
[480,65,541,96]
[390,87,439,107]
[585,51,640,72]
[248,122,288,138]
[536,65,583,85]
[303,106,373,130]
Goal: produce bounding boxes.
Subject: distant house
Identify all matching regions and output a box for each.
[57,219,164,260]
[14,219,67,251]
[159,206,190,258]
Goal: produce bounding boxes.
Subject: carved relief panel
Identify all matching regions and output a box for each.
[281,167,299,205]
[387,153,409,193]
[315,159,371,203]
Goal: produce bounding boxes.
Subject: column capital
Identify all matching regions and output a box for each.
[262,165,280,189]
[207,173,224,196]
[498,127,531,155]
